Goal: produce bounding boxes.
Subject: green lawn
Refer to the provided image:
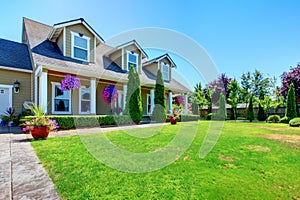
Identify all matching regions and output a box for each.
[31,121,300,200]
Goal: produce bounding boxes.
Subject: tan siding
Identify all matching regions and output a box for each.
[56,31,64,54]
[109,50,122,68]
[0,69,32,114]
[144,62,158,76]
[141,89,148,115]
[96,83,112,115]
[65,24,95,62]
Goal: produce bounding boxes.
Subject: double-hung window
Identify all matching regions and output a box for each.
[161,63,170,81]
[52,83,71,114]
[147,94,152,115]
[127,51,138,71]
[79,87,91,114]
[71,32,90,61]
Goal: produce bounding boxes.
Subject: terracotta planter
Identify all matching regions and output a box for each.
[30,126,50,139]
[170,117,178,125]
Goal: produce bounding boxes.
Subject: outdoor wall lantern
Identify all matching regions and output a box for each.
[13,80,20,93]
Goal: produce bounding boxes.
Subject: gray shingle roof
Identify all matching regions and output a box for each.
[0,39,32,71]
[24,18,191,93]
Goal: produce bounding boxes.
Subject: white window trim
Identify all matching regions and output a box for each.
[147,94,152,115]
[79,86,91,114]
[127,51,139,71]
[71,31,90,62]
[161,62,170,81]
[51,82,72,114]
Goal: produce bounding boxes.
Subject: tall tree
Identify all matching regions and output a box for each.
[257,90,266,121]
[247,95,254,122]
[123,65,136,115]
[251,69,270,98]
[129,68,143,124]
[228,78,239,120]
[208,73,231,103]
[215,93,226,120]
[285,83,297,121]
[152,69,166,122]
[191,83,208,114]
[280,64,300,115]
[240,72,251,104]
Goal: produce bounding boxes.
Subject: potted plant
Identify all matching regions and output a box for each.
[21,104,59,139]
[168,109,180,125]
[2,107,16,127]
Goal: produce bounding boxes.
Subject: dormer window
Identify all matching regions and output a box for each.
[127,51,138,71]
[71,32,90,61]
[161,62,170,81]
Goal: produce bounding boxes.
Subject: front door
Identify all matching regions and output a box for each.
[0,86,12,115]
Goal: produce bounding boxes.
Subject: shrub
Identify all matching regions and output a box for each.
[152,105,167,123]
[279,116,289,124]
[247,95,254,122]
[285,83,297,121]
[267,115,280,123]
[289,117,300,127]
[179,115,200,122]
[206,113,212,120]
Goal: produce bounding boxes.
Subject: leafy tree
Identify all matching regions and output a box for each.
[124,65,142,124]
[215,93,226,120]
[152,69,166,122]
[208,73,231,102]
[228,78,239,120]
[191,83,208,114]
[204,87,213,115]
[280,64,300,115]
[247,95,254,122]
[285,83,297,121]
[251,69,270,98]
[240,72,251,104]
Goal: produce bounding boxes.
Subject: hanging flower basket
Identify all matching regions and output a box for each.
[102,85,118,104]
[173,95,185,106]
[60,74,81,91]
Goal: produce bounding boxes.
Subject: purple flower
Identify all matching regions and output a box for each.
[102,85,118,104]
[60,74,81,91]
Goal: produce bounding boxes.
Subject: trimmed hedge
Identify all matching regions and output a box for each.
[267,115,280,123]
[279,116,289,124]
[289,117,300,127]
[23,115,133,130]
[179,115,201,122]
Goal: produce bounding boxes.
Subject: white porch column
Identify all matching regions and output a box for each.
[39,69,48,113]
[123,85,127,109]
[184,94,188,115]
[90,78,96,114]
[168,91,173,114]
[150,89,155,114]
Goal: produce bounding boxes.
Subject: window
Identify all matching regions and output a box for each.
[52,83,71,114]
[147,94,152,115]
[161,63,170,81]
[127,51,138,71]
[80,87,91,113]
[0,90,4,94]
[71,32,90,61]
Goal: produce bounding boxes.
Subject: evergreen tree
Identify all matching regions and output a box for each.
[257,90,266,121]
[285,83,297,121]
[152,69,166,122]
[191,83,208,115]
[129,68,142,124]
[240,72,251,104]
[123,65,135,115]
[228,78,239,120]
[247,95,254,122]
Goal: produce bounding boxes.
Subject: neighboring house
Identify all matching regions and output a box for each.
[1,17,190,117]
[0,39,32,115]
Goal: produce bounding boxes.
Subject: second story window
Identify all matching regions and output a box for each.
[71,32,90,61]
[127,51,138,71]
[161,63,170,81]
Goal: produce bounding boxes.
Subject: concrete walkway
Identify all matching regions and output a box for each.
[0,123,168,199]
[0,131,60,200]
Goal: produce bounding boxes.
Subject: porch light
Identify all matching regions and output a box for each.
[13,80,20,93]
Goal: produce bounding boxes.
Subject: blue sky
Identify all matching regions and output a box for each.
[1,0,299,89]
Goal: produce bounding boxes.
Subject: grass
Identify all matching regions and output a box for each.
[31,121,300,199]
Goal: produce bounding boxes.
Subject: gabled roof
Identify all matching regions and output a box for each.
[143,53,176,68]
[48,18,104,44]
[0,39,32,71]
[109,40,148,59]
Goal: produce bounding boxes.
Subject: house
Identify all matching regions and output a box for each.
[0,17,191,117]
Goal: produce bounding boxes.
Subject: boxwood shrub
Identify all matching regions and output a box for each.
[267,115,280,123]
[289,117,300,127]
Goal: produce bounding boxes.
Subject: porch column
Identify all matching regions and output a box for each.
[184,94,188,115]
[168,91,173,114]
[39,69,48,113]
[90,78,96,114]
[150,89,155,114]
[123,85,127,109]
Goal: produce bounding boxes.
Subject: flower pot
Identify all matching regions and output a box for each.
[30,126,50,139]
[170,117,178,125]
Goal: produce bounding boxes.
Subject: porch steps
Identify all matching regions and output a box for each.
[140,116,152,124]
